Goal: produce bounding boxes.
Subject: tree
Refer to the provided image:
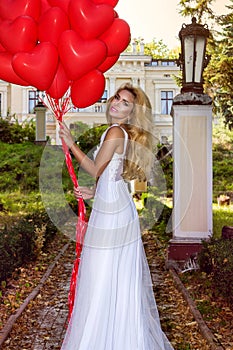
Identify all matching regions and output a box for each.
[144,38,170,59]
[205,1,233,129]
[178,0,215,23]
[178,0,233,129]
[128,37,179,59]
[168,46,181,60]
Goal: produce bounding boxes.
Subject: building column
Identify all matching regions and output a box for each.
[1,90,7,117]
[132,77,138,86]
[168,94,213,263]
[139,78,145,90]
[152,80,159,115]
[109,77,116,97]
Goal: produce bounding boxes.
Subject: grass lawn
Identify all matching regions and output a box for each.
[213,203,233,238]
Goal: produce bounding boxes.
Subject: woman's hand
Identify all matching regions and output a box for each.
[59,121,75,149]
[74,186,95,200]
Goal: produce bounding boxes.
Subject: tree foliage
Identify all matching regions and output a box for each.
[210,0,233,129]
[70,121,90,141]
[144,38,170,59]
[178,0,215,23]
[0,114,35,143]
[205,1,233,129]
[77,124,108,154]
[128,37,179,59]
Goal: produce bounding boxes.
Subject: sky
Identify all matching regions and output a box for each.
[115,0,231,49]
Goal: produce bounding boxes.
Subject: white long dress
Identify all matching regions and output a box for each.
[61,125,174,350]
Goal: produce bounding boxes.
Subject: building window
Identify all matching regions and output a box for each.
[161,61,176,66]
[70,106,79,112]
[161,91,173,115]
[98,89,108,102]
[28,90,37,113]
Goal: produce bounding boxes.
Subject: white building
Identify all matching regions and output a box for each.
[0,48,180,144]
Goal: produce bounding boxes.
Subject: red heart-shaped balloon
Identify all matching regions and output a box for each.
[48,0,70,13]
[12,42,59,91]
[99,18,130,56]
[0,52,29,86]
[46,63,70,99]
[69,0,114,39]
[0,16,37,54]
[71,69,105,108]
[41,0,52,15]
[92,0,118,6]
[98,55,119,72]
[0,0,41,21]
[39,7,70,47]
[0,43,6,52]
[59,30,107,81]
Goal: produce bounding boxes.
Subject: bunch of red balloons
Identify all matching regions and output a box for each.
[0,0,130,108]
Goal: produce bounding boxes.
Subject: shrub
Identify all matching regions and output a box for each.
[0,142,43,192]
[151,203,172,244]
[0,142,76,196]
[77,124,108,154]
[140,191,172,244]
[212,119,233,199]
[0,209,58,282]
[70,121,90,141]
[0,115,35,143]
[198,237,233,305]
[156,144,173,196]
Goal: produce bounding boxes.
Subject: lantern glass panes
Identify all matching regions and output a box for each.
[179,17,209,94]
[195,36,206,83]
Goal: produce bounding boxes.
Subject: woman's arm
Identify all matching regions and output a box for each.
[59,122,125,178]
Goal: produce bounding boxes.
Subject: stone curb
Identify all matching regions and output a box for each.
[0,242,70,348]
[169,267,225,350]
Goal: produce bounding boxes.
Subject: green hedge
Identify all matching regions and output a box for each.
[0,141,44,192]
[0,115,35,143]
[0,209,57,282]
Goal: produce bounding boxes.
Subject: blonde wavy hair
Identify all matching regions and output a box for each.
[106,83,154,181]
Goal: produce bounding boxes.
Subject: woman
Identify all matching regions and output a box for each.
[60,83,174,350]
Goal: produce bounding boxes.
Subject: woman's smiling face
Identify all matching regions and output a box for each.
[109,89,135,124]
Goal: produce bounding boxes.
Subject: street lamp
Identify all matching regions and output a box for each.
[168,17,213,266]
[178,17,210,94]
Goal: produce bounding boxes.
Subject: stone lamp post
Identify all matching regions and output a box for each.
[168,17,213,265]
[34,91,47,144]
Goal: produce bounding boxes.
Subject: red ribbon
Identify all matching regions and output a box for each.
[43,92,87,323]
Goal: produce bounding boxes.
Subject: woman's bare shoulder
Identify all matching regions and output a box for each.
[104,125,125,140]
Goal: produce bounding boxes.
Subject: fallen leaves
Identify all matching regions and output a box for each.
[0,229,231,349]
[0,237,74,349]
[180,269,233,349]
[143,231,212,350]
[0,233,69,331]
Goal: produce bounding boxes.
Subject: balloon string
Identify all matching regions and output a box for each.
[41,92,87,322]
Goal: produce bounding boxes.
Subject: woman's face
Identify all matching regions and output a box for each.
[109,89,135,123]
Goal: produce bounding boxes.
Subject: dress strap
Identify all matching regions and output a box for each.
[109,123,128,155]
[119,126,128,154]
